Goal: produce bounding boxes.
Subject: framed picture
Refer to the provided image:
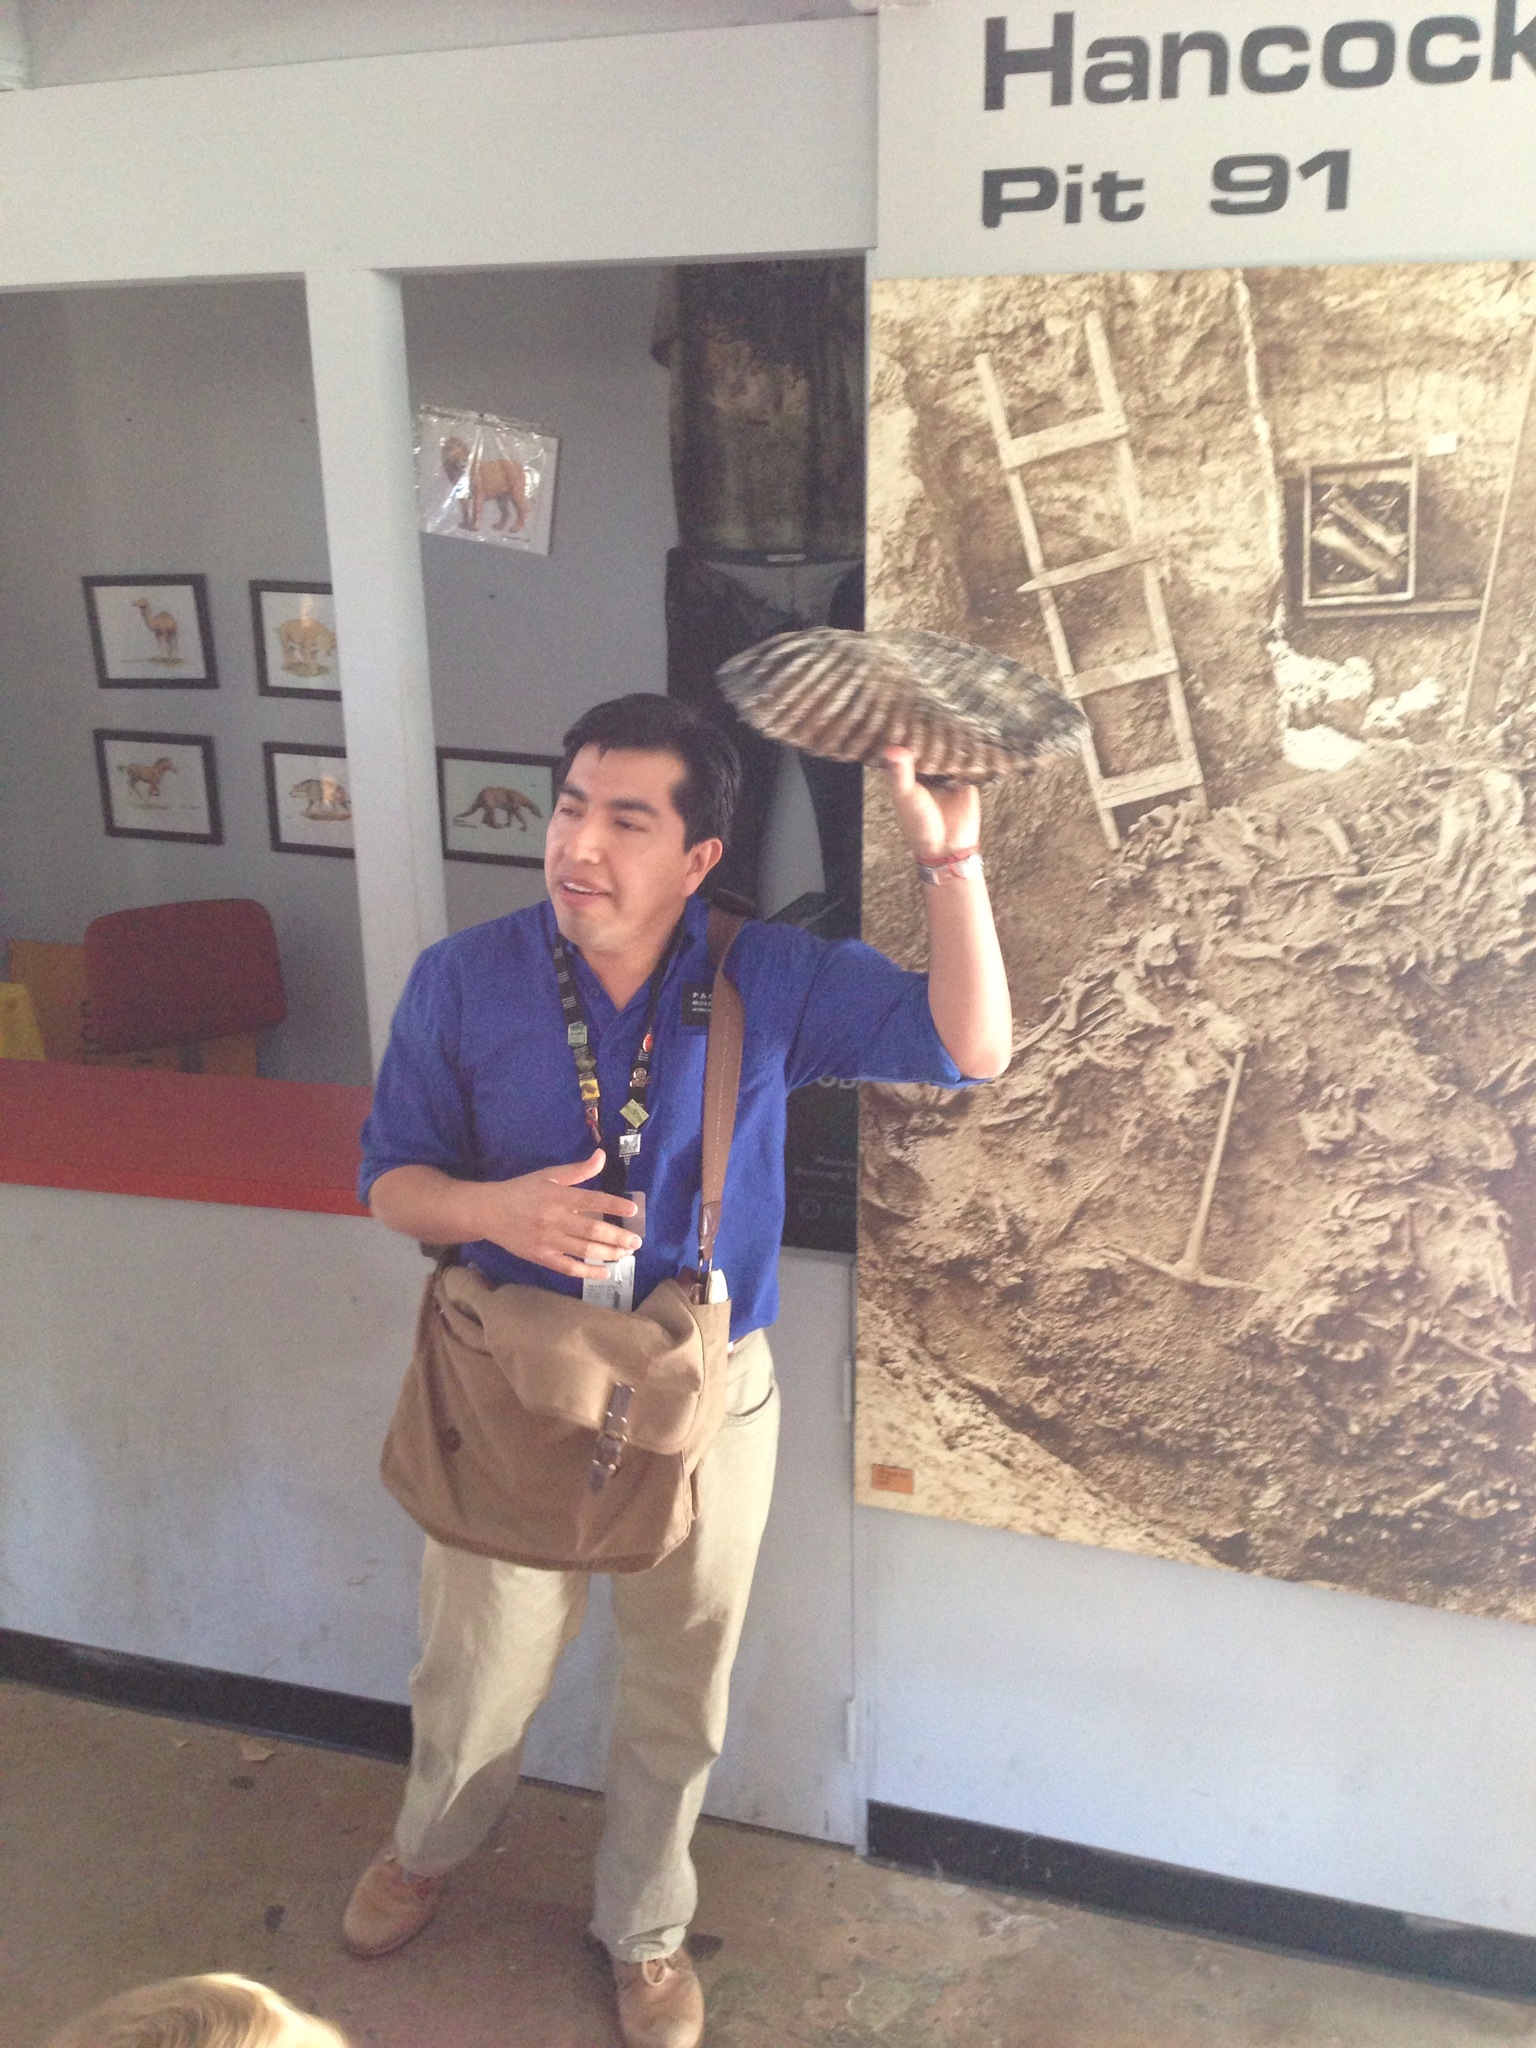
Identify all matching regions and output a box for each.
[263,741,354,858]
[415,406,560,556]
[250,580,340,700]
[93,728,223,845]
[83,575,217,688]
[437,748,558,867]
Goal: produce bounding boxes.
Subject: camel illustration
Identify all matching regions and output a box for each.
[290,774,352,822]
[118,757,178,804]
[132,597,182,663]
[277,615,337,676]
[442,436,529,534]
[453,785,543,830]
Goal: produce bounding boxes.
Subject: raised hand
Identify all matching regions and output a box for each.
[880,744,981,860]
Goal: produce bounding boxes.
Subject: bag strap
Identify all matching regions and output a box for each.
[697,901,748,1281]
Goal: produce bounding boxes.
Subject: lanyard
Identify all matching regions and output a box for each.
[551,926,681,1196]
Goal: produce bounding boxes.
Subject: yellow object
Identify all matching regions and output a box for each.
[5,940,90,1059]
[0,981,45,1060]
[179,1032,260,1076]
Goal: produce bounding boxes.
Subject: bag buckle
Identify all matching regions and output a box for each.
[588,1382,635,1493]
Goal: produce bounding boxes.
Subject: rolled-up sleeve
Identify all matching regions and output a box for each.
[779,933,978,1091]
[357,947,476,1204]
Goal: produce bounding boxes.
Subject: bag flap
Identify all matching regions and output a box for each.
[437,1264,729,1455]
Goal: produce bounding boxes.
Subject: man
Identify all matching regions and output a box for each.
[343,693,1010,2048]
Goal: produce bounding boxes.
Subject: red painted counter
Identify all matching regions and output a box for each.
[0,1062,371,1216]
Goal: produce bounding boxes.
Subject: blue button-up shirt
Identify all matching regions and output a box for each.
[360,893,974,1340]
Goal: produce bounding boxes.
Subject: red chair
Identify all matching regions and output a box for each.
[83,899,287,1063]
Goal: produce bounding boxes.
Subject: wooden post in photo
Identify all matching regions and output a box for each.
[305,268,447,1070]
[1458,324,1536,731]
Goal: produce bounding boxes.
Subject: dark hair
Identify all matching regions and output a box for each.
[557,694,740,849]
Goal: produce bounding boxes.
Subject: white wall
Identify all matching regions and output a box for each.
[0,19,875,286]
[862,1509,1536,1937]
[0,1184,857,1842]
[20,0,859,86]
[0,1187,426,1695]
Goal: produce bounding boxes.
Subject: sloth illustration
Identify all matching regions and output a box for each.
[442,435,529,534]
[277,615,337,676]
[289,774,351,821]
[132,597,181,663]
[117,756,177,803]
[453,785,543,830]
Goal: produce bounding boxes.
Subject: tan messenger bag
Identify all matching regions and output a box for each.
[379,906,746,1574]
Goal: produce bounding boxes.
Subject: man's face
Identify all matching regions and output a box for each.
[545,744,721,960]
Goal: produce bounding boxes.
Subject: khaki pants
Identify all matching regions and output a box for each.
[393,1331,779,1962]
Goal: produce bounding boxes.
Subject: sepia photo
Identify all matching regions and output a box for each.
[857,259,1536,1625]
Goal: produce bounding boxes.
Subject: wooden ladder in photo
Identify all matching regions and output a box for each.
[975,313,1206,850]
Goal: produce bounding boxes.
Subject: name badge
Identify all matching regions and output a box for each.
[681,982,713,1030]
[584,1191,645,1314]
[584,1256,635,1314]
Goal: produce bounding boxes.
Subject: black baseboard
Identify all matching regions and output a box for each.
[0,1627,411,1762]
[867,1801,1536,2002]
[6,1631,1530,2002]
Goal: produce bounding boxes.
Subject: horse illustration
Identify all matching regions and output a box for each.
[277,615,337,676]
[442,435,529,534]
[117,757,177,804]
[132,598,182,663]
[453,785,543,831]
[290,775,351,821]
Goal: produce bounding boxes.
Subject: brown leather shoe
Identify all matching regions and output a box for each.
[340,1845,443,1958]
[613,1947,705,2048]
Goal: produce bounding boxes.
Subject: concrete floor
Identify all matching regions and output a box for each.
[5,1682,1536,2048]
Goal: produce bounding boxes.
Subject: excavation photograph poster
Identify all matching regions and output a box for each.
[857,0,1536,1624]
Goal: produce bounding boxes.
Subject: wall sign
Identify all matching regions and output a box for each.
[877,1,1536,280]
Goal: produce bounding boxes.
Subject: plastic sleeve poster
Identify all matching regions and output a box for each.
[856,0,1536,1623]
[415,405,559,554]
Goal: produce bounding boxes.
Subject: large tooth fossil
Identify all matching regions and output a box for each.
[716,626,1087,786]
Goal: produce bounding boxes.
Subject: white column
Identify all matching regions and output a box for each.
[305,268,447,1071]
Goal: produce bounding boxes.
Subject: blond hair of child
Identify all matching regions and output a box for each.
[42,1973,349,2048]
